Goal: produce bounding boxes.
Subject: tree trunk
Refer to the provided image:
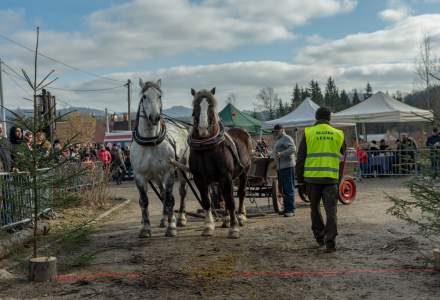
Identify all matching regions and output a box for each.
[28,256,57,282]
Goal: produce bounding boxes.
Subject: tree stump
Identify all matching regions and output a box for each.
[28,256,57,282]
[434,249,440,271]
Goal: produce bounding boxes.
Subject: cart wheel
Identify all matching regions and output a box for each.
[338,176,356,205]
[271,179,283,213]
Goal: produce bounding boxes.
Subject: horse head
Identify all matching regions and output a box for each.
[138,78,163,126]
[191,87,218,138]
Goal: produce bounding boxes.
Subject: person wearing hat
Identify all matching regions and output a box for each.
[272,124,297,217]
[296,107,346,253]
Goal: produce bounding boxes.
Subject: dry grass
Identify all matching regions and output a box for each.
[78,167,111,210]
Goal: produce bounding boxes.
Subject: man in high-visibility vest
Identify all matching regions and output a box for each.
[296,107,346,253]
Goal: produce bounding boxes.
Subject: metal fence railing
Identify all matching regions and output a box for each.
[348,148,440,178]
[0,162,105,228]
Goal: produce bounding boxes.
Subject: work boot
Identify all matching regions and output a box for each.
[316,238,325,247]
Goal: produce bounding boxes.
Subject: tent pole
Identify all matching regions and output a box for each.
[354,123,359,146]
[362,123,367,142]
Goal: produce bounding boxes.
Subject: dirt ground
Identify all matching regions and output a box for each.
[1,177,439,299]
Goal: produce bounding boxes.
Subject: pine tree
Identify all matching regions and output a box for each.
[388,164,440,239]
[291,83,302,110]
[339,89,350,110]
[364,82,373,100]
[324,77,339,111]
[300,87,310,100]
[309,80,323,105]
[277,99,284,118]
[352,89,361,104]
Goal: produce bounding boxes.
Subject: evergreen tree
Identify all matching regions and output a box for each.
[309,80,323,105]
[324,77,339,111]
[339,89,350,110]
[300,87,310,100]
[364,82,373,100]
[352,89,361,105]
[291,83,302,110]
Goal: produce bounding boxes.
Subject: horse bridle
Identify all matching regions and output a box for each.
[133,83,167,147]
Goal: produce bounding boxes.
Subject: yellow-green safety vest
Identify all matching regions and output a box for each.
[304,123,344,180]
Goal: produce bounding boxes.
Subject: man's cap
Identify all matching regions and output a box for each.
[272,124,283,131]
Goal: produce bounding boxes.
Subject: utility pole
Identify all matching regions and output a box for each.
[125,79,132,131]
[105,108,110,133]
[0,59,6,137]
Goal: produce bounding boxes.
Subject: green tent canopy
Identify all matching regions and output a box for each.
[219,103,270,136]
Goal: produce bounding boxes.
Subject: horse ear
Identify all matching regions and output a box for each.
[211,87,216,95]
[139,78,144,88]
[191,88,196,96]
[156,79,162,88]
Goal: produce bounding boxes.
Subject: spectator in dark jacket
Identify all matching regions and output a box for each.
[426,128,440,177]
[9,126,23,171]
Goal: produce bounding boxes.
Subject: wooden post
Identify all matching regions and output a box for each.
[433,249,440,271]
[126,79,132,131]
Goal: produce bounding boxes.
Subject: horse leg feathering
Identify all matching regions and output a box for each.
[136,179,152,238]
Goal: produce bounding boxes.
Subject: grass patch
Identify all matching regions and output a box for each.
[186,255,238,282]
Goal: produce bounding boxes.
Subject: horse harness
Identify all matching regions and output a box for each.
[188,121,245,171]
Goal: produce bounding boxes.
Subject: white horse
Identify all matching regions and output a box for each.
[130,79,189,238]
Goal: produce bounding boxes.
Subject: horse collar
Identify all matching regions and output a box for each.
[189,122,225,151]
[133,119,167,147]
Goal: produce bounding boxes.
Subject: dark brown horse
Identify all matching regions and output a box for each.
[189,88,252,238]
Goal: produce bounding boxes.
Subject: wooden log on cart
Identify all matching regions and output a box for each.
[28,256,57,282]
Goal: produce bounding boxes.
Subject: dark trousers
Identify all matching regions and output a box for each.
[307,183,338,244]
[278,167,295,212]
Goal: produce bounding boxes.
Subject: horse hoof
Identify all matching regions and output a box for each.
[221,221,230,228]
[202,227,214,237]
[159,218,168,228]
[222,217,231,228]
[177,217,187,227]
[165,227,177,237]
[139,228,152,238]
[238,215,247,227]
[228,228,240,239]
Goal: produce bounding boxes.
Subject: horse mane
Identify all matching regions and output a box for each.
[141,81,162,95]
[192,90,218,109]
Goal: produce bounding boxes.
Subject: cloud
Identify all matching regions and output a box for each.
[0,0,357,71]
[296,14,440,66]
[0,9,25,33]
[33,60,415,112]
[379,8,410,22]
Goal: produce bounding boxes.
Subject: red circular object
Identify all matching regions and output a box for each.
[232,112,237,117]
[338,176,356,205]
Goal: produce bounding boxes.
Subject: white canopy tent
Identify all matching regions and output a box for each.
[263,98,319,129]
[263,98,354,129]
[332,92,433,124]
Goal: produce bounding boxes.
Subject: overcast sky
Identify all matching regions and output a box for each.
[1,0,440,112]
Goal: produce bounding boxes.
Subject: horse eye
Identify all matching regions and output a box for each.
[142,95,146,100]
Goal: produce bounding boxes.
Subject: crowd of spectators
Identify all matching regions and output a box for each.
[0,124,131,184]
[355,128,440,176]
